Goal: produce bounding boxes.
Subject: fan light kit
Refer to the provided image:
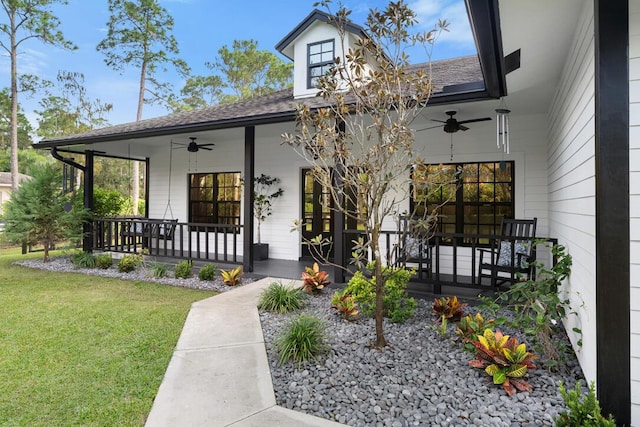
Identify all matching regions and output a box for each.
[496,98,511,154]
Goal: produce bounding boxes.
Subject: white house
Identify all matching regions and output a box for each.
[36,1,637,424]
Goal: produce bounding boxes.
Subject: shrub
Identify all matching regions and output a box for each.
[275,315,328,366]
[174,260,193,279]
[258,282,305,314]
[198,264,218,281]
[149,262,168,278]
[71,251,96,268]
[480,243,577,370]
[118,254,142,273]
[221,266,243,286]
[339,266,416,323]
[555,381,616,427]
[301,262,330,294]
[432,296,467,323]
[469,329,537,396]
[331,292,359,320]
[95,253,113,269]
[456,313,495,352]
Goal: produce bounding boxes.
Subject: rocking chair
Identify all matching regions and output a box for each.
[477,217,537,288]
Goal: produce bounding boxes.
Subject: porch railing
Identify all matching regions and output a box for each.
[341,229,558,294]
[93,217,242,264]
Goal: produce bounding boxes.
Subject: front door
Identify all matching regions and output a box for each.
[301,168,334,259]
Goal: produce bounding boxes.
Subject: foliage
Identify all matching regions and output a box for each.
[177,39,293,109]
[95,253,113,269]
[148,262,168,278]
[275,314,328,366]
[0,88,33,149]
[71,251,96,268]
[253,174,283,244]
[456,313,495,352]
[0,0,76,190]
[117,254,142,273]
[282,1,447,347]
[258,281,305,314]
[0,250,211,425]
[338,266,416,323]
[198,263,218,281]
[93,187,127,218]
[331,292,359,320]
[432,296,467,322]
[2,163,87,261]
[173,260,193,279]
[221,266,243,286]
[481,243,578,370]
[0,147,52,176]
[301,262,330,294]
[555,381,616,427]
[468,329,537,396]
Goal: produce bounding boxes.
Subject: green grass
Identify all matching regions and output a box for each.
[0,248,214,426]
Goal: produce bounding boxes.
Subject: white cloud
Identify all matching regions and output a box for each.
[410,0,475,48]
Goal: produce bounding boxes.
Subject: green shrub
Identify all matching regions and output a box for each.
[276,315,328,366]
[93,187,126,218]
[118,254,142,273]
[149,262,168,278]
[174,260,193,279]
[555,381,616,426]
[258,282,305,314]
[95,253,113,269]
[71,251,96,268]
[198,263,218,281]
[338,265,416,323]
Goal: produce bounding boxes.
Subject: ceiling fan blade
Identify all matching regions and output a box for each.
[459,124,469,131]
[199,146,213,151]
[429,119,447,124]
[415,124,444,132]
[457,117,492,125]
[199,143,215,147]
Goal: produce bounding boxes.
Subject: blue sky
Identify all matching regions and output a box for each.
[1,0,475,132]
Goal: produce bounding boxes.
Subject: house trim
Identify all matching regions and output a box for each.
[594,0,631,424]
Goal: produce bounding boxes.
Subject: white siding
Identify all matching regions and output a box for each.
[547,0,597,389]
[630,1,640,423]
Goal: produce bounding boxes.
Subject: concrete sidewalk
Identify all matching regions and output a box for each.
[145,277,345,427]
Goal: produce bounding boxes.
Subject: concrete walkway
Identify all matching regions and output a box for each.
[145,277,345,427]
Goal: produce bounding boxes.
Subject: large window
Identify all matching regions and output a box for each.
[411,161,514,243]
[308,39,334,88]
[189,172,242,228]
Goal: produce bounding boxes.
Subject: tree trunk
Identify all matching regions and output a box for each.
[371,227,387,348]
[132,57,147,216]
[9,18,19,190]
[257,219,261,244]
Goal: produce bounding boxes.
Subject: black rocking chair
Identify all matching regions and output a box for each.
[477,217,537,288]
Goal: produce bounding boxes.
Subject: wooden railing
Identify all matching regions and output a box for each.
[341,229,558,293]
[93,217,242,264]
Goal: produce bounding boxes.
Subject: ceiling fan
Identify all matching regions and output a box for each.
[417,110,492,133]
[174,137,215,153]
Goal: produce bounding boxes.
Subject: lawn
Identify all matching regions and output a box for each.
[0,248,214,426]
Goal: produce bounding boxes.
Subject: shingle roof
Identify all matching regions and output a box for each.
[37,55,484,147]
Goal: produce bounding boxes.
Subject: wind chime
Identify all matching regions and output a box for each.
[495,97,511,154]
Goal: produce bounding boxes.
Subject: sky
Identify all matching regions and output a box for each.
[1,0,476,134]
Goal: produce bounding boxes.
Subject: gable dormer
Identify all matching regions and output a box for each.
[276,9,369,99]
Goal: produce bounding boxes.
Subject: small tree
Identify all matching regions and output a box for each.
[3,164,86,261]
[253,174,283,244]
[283,1,446,348]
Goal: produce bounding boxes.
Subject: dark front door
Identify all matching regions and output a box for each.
[301,168,334,259]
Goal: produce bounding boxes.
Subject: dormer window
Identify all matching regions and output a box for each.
[307,39,335,88]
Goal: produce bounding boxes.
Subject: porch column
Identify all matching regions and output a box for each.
[144,157,150,218]
[243,126,255,272]
[82,150,94,253]
[594,0,630,424]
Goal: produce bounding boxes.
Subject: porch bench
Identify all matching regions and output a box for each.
[119,219,178,246]
[397,216,433,280]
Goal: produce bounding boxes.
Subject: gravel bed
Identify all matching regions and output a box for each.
[260,289,585,427]
[13,255,252,293]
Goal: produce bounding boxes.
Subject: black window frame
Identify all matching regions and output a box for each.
[188,172,242,232]
[410,161,515,245]
[307,39,335,89]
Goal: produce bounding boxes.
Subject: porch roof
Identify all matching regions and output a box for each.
[35,55,485,148]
